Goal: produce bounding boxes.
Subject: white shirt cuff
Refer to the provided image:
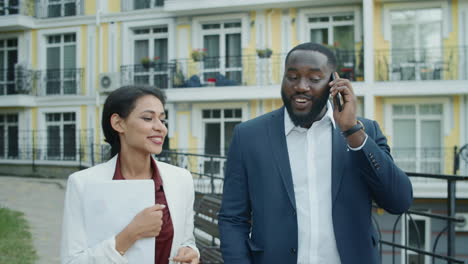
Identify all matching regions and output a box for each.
[347,134,368,151]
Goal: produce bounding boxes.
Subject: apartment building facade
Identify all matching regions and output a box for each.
[1,0,467,262]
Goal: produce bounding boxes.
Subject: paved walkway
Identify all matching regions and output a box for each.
[0,176,67,264]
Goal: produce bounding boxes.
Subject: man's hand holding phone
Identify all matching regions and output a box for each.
[328,72,358,132]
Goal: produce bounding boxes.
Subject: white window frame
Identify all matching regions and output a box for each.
[38,27,82,95]
[401,214,431,264]
[385,4,445,81]
[385,98,450,174]
[0,0,20,15]
[37,107,80,164]
[0,112,19,159]
[131,26,171,88]
[0,37,18,95]
[297,6,362,45]
[39,0,81,17]
[121,19,175,66]
[199,21,243,84]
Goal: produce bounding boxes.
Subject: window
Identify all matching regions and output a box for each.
[201,22,242,85]
[0,38,18,95]
[401,215,430,264]
[45,33,79,95]
[0,114,18,159]
[390,8,442,80]
[392,104,443,173]
[133,0,164,9]
[45,112,76,160]
[0,0,19,15]
[308,13,358,79]
[132,26,169,89]
[202,108,242,174]
[47,0,77,17]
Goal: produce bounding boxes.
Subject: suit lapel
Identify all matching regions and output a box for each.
[268,108,296,210]
[331,126,346,206]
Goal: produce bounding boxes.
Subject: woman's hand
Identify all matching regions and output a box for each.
[115,204,165,255]
[129,203,165,238]
[171,247,199,264]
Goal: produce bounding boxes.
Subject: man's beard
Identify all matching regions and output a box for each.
[281,89,330,127]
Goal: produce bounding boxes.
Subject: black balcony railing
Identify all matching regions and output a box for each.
[121,63,174,89]
[0,67,38,95]
[0,0,19,15]
[40,68,84,95]
[35,0,83,18]
[121,0,164,11]
[123,50,363,89]
[375,46,468,81]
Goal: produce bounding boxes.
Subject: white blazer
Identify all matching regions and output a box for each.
[60,155,199,264]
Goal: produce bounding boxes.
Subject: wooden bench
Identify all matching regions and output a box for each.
[194,194,223,264]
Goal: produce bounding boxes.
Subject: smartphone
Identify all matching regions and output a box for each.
[330,73,343,112]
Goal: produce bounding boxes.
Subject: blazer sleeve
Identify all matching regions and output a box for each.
[60,174,128,264]
[218,125,252,264]
[354,120,413,214]
[179,170,200,258]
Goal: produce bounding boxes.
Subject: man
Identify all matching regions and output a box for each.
[218,43,413,264]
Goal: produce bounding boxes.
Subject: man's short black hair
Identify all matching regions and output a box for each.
[284,42,337,71]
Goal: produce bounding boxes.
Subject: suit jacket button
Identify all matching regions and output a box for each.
[290,248,297,254]
[293,210,296,216]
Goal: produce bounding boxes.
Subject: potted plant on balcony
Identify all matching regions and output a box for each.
[256,48,273,59]
[141,57,151,69]
[191,48,207,62]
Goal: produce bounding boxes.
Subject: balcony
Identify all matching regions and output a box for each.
[0,0,35,30]
[38,68,84,96]
[35,0,83,19]
[121,0,164,12]
[123,51,363,90]
[375,46,468,82]
[121,63,173,89]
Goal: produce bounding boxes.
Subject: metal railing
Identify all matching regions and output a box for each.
[375,46,468,81]
[121,63,174,89]
[121,0,164,11]
[156,150,467,264]
[35,0,83,18]
[39,68,84,95]
[122,50,364,89]
[373,172,468,264]
[0,67,38,95]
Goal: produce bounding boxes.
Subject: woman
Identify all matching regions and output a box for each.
[61,86,199,264]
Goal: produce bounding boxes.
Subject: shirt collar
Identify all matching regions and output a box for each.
[284,101,336,136]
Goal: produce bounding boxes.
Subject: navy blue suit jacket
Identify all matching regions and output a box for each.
[218,107,413,264]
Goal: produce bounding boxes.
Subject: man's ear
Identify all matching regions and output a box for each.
[110,113,125,133]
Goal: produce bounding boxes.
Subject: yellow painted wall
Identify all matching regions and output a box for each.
[290,8,299,47]
[94,27,100,91]
[445,96,460,174]
[443,0,459,80]
[250,100,258,119]
[244,11,257,86]
[108,0,121,13]
[81,25,87,95]
[85,0,96,15]
[373,1,391,81]
[374,96,387,140]
[31,30,38,68]
[101,23,109,73]
[270,9,282,84]
[116,22,122,68]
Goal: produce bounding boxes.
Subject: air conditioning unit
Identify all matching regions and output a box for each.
[455,213,468,232]
[99,72,120,93]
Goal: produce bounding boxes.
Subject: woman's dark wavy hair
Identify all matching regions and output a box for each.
[102,85,166,157]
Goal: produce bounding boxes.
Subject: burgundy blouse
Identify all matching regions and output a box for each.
[113,157,174,264]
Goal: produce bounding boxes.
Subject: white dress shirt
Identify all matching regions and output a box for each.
[284,102,341,264]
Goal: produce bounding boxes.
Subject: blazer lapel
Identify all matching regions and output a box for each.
[331,126,346,205]
[268,108,296,210]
